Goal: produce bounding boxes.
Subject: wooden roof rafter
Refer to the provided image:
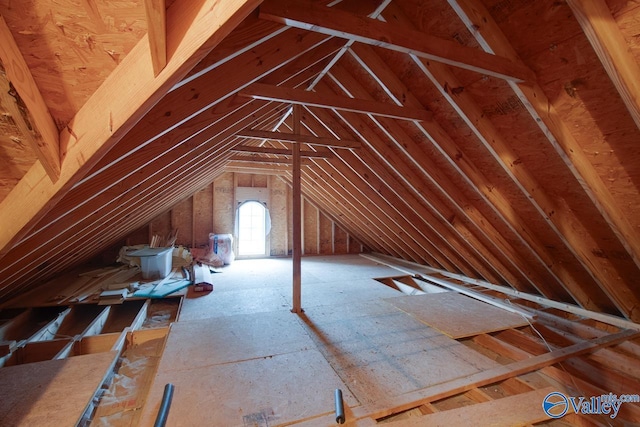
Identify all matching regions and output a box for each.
[369,4,622,309]
[450,0,640,321]
[326,53,603,308]
[297,106,512,283]
[0,0,262,259]
[566,0,640,132]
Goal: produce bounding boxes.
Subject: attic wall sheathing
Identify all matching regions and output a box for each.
[0,0,639,323]
[124,172,362,257]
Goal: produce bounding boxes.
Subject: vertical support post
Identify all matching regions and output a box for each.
[292,104,302,313]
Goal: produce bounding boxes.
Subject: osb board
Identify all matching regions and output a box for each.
[193,184,213,247]
[139,312,356,426]
[0,351,118,426]
[349,234,361,253]
[319,212,332,254]
[384,386,554,426]
[149,211,171,242]
[0,0,147,128]
[334,225,348,253]
[171,197,193,247]
[0,73,37,203]
[300,300,499,410]
[140,349,356,427]
[303,198,318,254]
[156,312,316,370]
[213,172,234,234]
[386,292,529,339]
[269,176,288,256]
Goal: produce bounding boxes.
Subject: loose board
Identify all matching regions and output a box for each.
[0,351,118,426]
[299,301,499,411]
[384,386,555,426]
[386,292,529,339]
[139,312,355,426]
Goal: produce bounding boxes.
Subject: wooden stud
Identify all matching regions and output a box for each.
[292,104,302,313]
[239,83,432,122]
[144,0,167,76]
[259,0,535,82]
[0,16,60,181]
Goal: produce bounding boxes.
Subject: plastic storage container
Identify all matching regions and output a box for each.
[128,247,173,279]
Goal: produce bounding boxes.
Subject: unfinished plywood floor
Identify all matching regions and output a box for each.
[139,255,508,425]
[0,351,118,427]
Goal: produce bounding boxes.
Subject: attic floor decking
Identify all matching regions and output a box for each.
[137,255,532,426]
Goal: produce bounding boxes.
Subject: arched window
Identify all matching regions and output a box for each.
[237,201,268,256]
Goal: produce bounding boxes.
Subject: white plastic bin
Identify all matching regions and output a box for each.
[127,247,173,279]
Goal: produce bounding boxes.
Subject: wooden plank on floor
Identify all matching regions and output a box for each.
[155,312,318,370]
[383,386,554,426]
[139,311,359,426]
[352,329,639,420]
[386,292,529,339]
[299,301,499,411]
[0,351,118,426]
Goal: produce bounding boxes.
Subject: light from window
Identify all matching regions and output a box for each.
[238,201,266,256]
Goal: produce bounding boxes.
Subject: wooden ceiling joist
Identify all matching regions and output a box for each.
[231,144,333,158]
[144,0,167,76]
[236,128,360,148]
[0,0,262,259]
[259,0,535,83]
[0,16,60,182]
[239,82,432,121]
[228,153,314,165]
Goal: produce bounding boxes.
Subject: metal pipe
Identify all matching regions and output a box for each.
[154,383,175,427]
[335,388,345,424]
